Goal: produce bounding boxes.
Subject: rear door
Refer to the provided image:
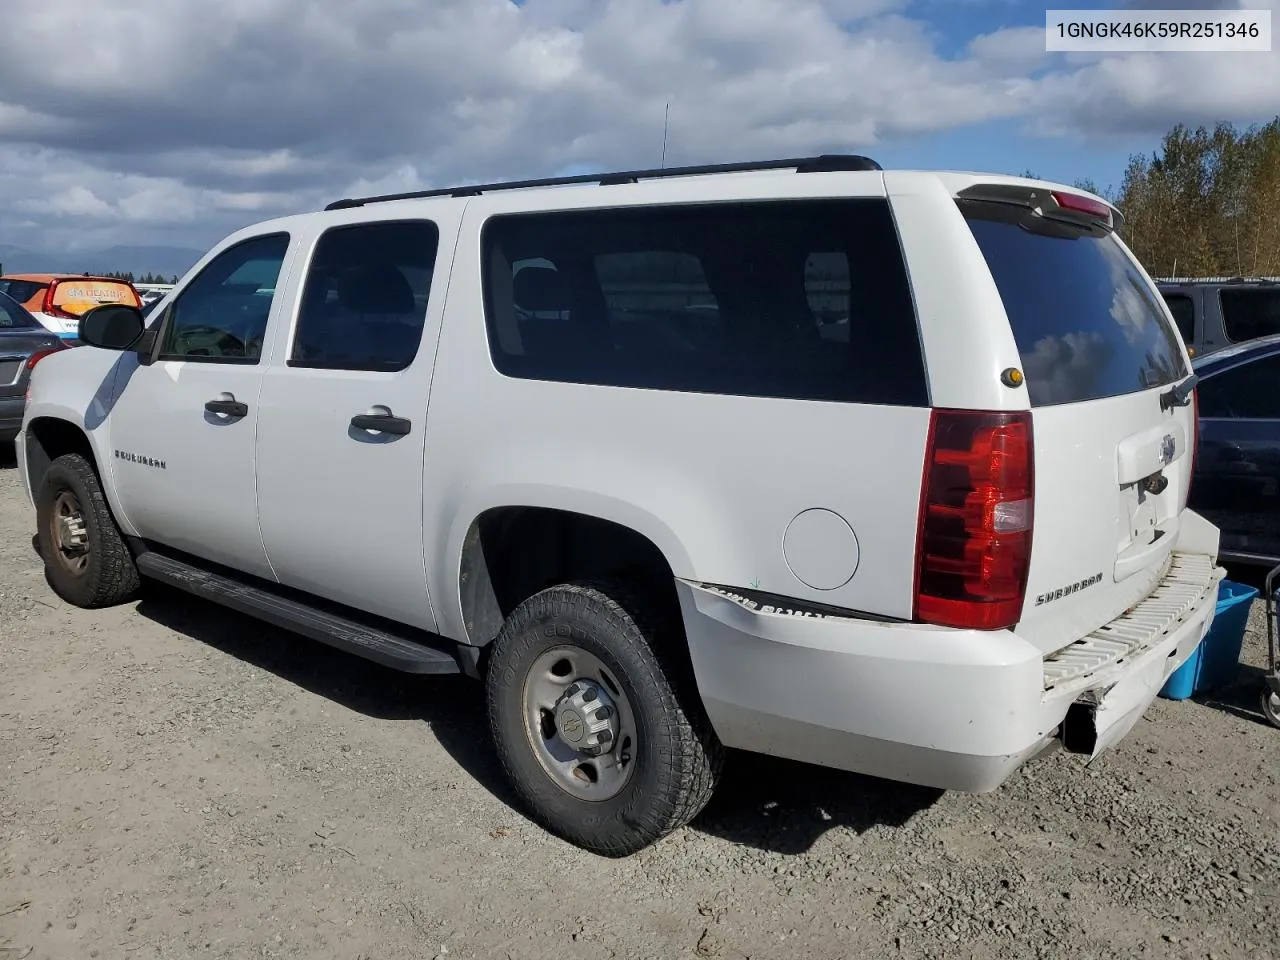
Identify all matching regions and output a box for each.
[255,210,461,631]
[957,196,1199,654]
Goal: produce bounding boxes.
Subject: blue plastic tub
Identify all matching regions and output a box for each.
[1160,579,1259,700]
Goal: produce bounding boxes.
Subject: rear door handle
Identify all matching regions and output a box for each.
[205,398,248,417]
[350,413,412,436]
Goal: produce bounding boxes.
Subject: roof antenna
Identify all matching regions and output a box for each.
[661,102,669,169]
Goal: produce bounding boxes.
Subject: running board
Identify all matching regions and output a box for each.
[135,552,462,675]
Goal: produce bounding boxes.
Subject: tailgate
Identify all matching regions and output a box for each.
[957,189,1200,655]
[1020,390,1195,653]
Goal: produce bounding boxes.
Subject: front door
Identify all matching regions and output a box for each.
[255,212,460,630]
[105,232,296,580]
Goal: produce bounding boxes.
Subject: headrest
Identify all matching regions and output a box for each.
[513,266,567,312]
[336,264,415,315]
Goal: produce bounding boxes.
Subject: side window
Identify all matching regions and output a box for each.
[1197,355,1280,419]
[0,296,38,328]
[290,220,439,372]
[158,234,289,363]
[806,252,851,343]
[594,251,723,355]
[480,200,926,406]
[0,280,46,309]
[1162,293,1195,345]
[1220,288,1280,343]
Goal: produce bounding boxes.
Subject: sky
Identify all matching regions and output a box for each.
[1,0,1277,255]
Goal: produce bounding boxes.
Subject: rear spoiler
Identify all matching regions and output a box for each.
[956,183,1121,233]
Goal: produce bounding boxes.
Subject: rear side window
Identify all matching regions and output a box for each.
[481,199,926,406]
[1162,293,1195,345]
[0,293,39,328]
[960,200,1187,406]
[291,220,439,372]
[0,280,46,305]
[1220,288,1280,343]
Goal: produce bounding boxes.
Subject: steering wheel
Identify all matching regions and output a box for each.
[173,324,247,358]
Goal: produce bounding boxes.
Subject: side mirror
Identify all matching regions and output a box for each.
[78,303,146,351]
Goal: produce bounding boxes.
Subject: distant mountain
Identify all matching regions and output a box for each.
[0,243,204,281]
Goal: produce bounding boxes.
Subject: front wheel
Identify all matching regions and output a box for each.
[486,581,723,856]
[35,452,141,608]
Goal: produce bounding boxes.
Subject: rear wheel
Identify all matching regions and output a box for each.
[486,581,723,856]
[35,453,141,608]
[1261,687,1280,729]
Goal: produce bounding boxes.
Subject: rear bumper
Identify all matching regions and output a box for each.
[676,552,1223,792]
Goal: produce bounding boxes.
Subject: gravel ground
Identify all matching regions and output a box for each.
[1,445,1278,960]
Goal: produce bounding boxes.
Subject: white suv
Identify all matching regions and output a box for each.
[17,155,1223,856]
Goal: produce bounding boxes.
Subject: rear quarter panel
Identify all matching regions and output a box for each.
[883,172,1028,412]
[421,177,934,644]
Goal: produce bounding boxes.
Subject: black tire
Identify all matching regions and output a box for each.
[35,452,141,609]
[1261,687,1280,729]
[486,580,724,856]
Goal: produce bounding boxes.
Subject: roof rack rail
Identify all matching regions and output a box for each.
[1155,275,1280,285]
[324,153,882,211]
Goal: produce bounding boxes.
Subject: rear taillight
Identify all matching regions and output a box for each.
[40,281,76,320]
[914,409,1034,631]
[1049,191,1113,228]
[1182,388,1198,510]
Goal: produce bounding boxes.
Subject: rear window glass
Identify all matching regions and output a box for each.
[960,200,1187,406]
[1220,288,1280,343]
[51,279,140,310]
[1162,292,1195,345]
[480,199,926,406]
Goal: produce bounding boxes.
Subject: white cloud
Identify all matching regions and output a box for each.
[967,26,1049,68]
[17,185,114,219]
[0,0,1275,254]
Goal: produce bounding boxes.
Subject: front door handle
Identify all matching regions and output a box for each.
[351,413,412,436]
[205,398,248,417]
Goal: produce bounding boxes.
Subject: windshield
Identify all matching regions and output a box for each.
[0,291,41,329]
[959,200,1188,407]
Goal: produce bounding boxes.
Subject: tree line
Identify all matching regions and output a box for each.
[101,271,179,284]
[1026,116,1280,279]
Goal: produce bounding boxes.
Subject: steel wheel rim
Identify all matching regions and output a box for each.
[50,489,89,575]
[1263,689,1280,726]
[522,645,638,801]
